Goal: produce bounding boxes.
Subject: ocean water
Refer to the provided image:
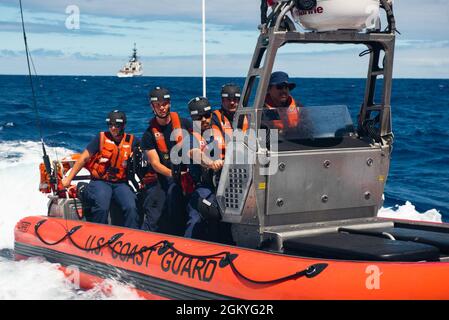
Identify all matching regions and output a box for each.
[0,75,448,299]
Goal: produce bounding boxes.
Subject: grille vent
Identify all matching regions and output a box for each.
[224,168,248,209]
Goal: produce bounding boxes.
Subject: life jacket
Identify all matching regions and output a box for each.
[87,132,134,182]
[264,95,300,130]
[189,130,217,188]
[39,153,86,198]
[212,109,249,159]
[39,162,53,193]
[142,112,189,189]
[150,112,183,166]
[191,131,208,152]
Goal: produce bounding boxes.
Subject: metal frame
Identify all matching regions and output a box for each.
[217,0,397,248]
[236,0,396,146]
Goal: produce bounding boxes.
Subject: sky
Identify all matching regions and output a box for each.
[0,0,448,78]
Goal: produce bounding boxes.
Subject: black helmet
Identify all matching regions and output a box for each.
[188,96,212,118]
[221,83,241,99]
[149,86,171,102]
[106,110,126,126]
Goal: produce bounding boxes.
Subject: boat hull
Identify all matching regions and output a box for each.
[116,72,143,78]
[14,216,449,300]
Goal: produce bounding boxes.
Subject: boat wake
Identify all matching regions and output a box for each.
[0,140,141,299]
[0,140,442,299]
[0,256,142,300]
[378,201,442,222]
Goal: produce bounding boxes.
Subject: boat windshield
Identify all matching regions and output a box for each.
[261,105,355,141]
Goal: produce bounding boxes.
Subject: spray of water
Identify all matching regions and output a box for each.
[0,140,142,299]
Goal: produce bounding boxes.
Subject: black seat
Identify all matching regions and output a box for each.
[359,227,449,254]
[283,232,440,262]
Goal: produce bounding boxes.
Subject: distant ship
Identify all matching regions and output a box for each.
[117,43,143,78]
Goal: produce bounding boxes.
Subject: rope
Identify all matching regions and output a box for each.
[34,220,328,285]
[227,258,327,284]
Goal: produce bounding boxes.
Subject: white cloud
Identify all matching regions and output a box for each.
[1,0,448,77]
[5,0,448,34]
[2,0,261,28]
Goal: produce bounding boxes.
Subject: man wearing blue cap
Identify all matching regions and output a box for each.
[264,71,302,131]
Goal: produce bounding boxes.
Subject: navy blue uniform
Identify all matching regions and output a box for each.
[184,133,231,242]
[84,134,139,229]
[140,117,191,235]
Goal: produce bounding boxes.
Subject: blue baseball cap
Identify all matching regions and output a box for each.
[269,71,296,90]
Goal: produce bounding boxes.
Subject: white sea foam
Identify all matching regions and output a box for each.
[0,257,142,300]
[0,140,443,299]
[0,140,71,249]
[378,201,442,222]
[0,140,142,300]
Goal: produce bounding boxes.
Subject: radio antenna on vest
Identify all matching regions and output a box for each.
[202,0,207,97]
[18,0,53,180]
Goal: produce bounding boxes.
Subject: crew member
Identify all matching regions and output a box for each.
[211,83,248,159]
[185,97,225,242]
[263,71,302,133]
[62,110,139,229]
[140,87,192,235]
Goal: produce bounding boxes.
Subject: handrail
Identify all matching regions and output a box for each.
[274,1,296,32]
[379,0,396,34]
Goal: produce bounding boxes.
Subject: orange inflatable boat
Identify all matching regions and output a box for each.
[14,215,449,300]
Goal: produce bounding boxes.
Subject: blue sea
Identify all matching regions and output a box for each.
[1,75,448,217]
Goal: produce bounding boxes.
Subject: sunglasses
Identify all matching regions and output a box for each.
[275,84,291,90]
[192,113,212,121]
[108,123,124,128]
[223,97,240,102]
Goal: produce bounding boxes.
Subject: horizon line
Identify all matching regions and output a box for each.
[1,74,449,80]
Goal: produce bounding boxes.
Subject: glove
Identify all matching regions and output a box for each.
[171,165,182,183]
[197,197,221,221]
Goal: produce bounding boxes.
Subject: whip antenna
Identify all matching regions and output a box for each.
[18,0,53,181]
[202,0,206,97]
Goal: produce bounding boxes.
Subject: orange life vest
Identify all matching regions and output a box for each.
[212,109,248,159]
[141,112,184,186]
[150,112,183,165]
[150,112,196,194]
[189,130,219,189]
[264,96,300,130]
[39,153,84,196]
[87,132,134,182]
[39,162,53,193]
[191,131,207,152]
